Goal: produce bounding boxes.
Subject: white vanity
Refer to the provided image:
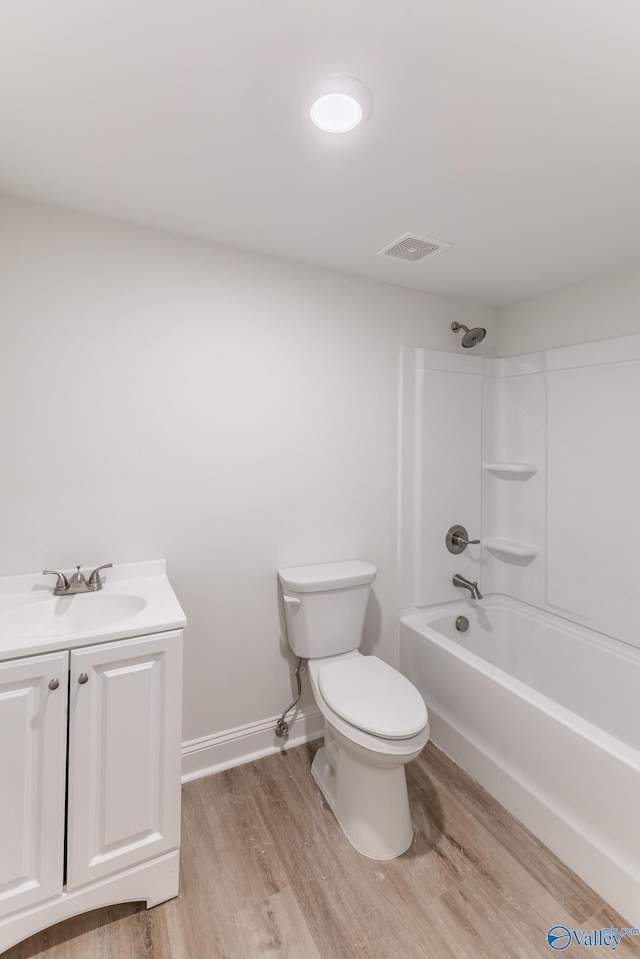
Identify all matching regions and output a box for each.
[0,559,186,955]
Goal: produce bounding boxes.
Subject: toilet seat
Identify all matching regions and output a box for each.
[318,655,427,740]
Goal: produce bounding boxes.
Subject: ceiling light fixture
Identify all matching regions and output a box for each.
[305,76,373,134]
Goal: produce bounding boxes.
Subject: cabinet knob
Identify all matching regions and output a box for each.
[78,672,89,685]
[48,678,60,691]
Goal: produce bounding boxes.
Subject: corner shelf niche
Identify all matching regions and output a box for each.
[483,461,538,477]
[484,538,538,560]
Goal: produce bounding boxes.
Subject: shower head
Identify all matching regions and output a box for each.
[451,322,486,348]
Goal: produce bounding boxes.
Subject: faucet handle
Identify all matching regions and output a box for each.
[446,525,480,554]
[88,563,113,589]
[43,569,70,591]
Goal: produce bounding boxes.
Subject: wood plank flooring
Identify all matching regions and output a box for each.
[5,740,639,958]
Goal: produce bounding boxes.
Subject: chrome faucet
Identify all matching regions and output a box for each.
[452,573,483,600]
[43,563,113,595]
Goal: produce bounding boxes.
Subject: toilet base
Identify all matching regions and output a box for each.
[311,743,414,859]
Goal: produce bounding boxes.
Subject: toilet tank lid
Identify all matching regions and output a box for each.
[278,560,377,593]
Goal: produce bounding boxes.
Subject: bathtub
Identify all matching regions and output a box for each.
[399,596,640,920]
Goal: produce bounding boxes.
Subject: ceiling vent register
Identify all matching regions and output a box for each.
[376,233,451,263]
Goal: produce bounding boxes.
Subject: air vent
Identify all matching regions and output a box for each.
[376,233,451,263]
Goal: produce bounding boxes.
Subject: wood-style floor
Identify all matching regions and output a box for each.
[5,740,639,959]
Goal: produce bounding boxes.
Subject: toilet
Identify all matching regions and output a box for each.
[278,559,429,859]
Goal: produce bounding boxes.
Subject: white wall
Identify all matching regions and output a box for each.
[498,263,640,354]
[494,258,640,647]
[481,366,546,604]
[492,262,640,649]
[480,338,640,650]
[399,349,483,609]
[0,195,496,766]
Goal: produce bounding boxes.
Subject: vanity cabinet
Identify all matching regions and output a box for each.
[67,632,182,890]
[0,650,68,919]
[0,627,183,954]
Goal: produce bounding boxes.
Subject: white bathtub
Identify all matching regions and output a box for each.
[399,596,640,920]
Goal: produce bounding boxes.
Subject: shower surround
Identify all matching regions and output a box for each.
[398,335,640,918]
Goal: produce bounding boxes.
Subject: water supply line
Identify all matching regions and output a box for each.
[275,657,304,744]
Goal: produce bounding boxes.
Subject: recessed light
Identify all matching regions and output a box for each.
[310,93,362,133]
[304,76,373,134]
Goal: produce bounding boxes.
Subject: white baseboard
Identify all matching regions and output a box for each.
[181,706,324,783]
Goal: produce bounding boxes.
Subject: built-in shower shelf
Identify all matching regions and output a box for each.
[483,461,538,477]
[484,538,539,560]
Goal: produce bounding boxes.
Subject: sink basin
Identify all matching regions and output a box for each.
[59,593,147,633]
[0,559,186,657]
[0,593,147,638]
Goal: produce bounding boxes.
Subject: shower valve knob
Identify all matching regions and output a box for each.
[446,525,480,554]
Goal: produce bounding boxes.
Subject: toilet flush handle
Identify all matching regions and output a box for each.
[282,595,301,607]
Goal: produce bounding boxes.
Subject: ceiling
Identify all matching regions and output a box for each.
[2,0,640,307]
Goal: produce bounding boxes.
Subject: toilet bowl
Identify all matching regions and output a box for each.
[308,651,429,858]
[278,560,429,859]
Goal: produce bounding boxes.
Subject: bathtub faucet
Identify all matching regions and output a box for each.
[452,573,483,601]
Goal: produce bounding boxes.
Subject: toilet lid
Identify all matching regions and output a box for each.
[318,656,427,740]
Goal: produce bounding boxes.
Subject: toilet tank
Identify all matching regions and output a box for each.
[278,560,377,658]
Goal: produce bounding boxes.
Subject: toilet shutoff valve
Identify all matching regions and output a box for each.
[275,717,290,742]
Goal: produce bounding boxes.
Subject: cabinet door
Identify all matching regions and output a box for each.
[66,630,182,890]
[0,651,68,919]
